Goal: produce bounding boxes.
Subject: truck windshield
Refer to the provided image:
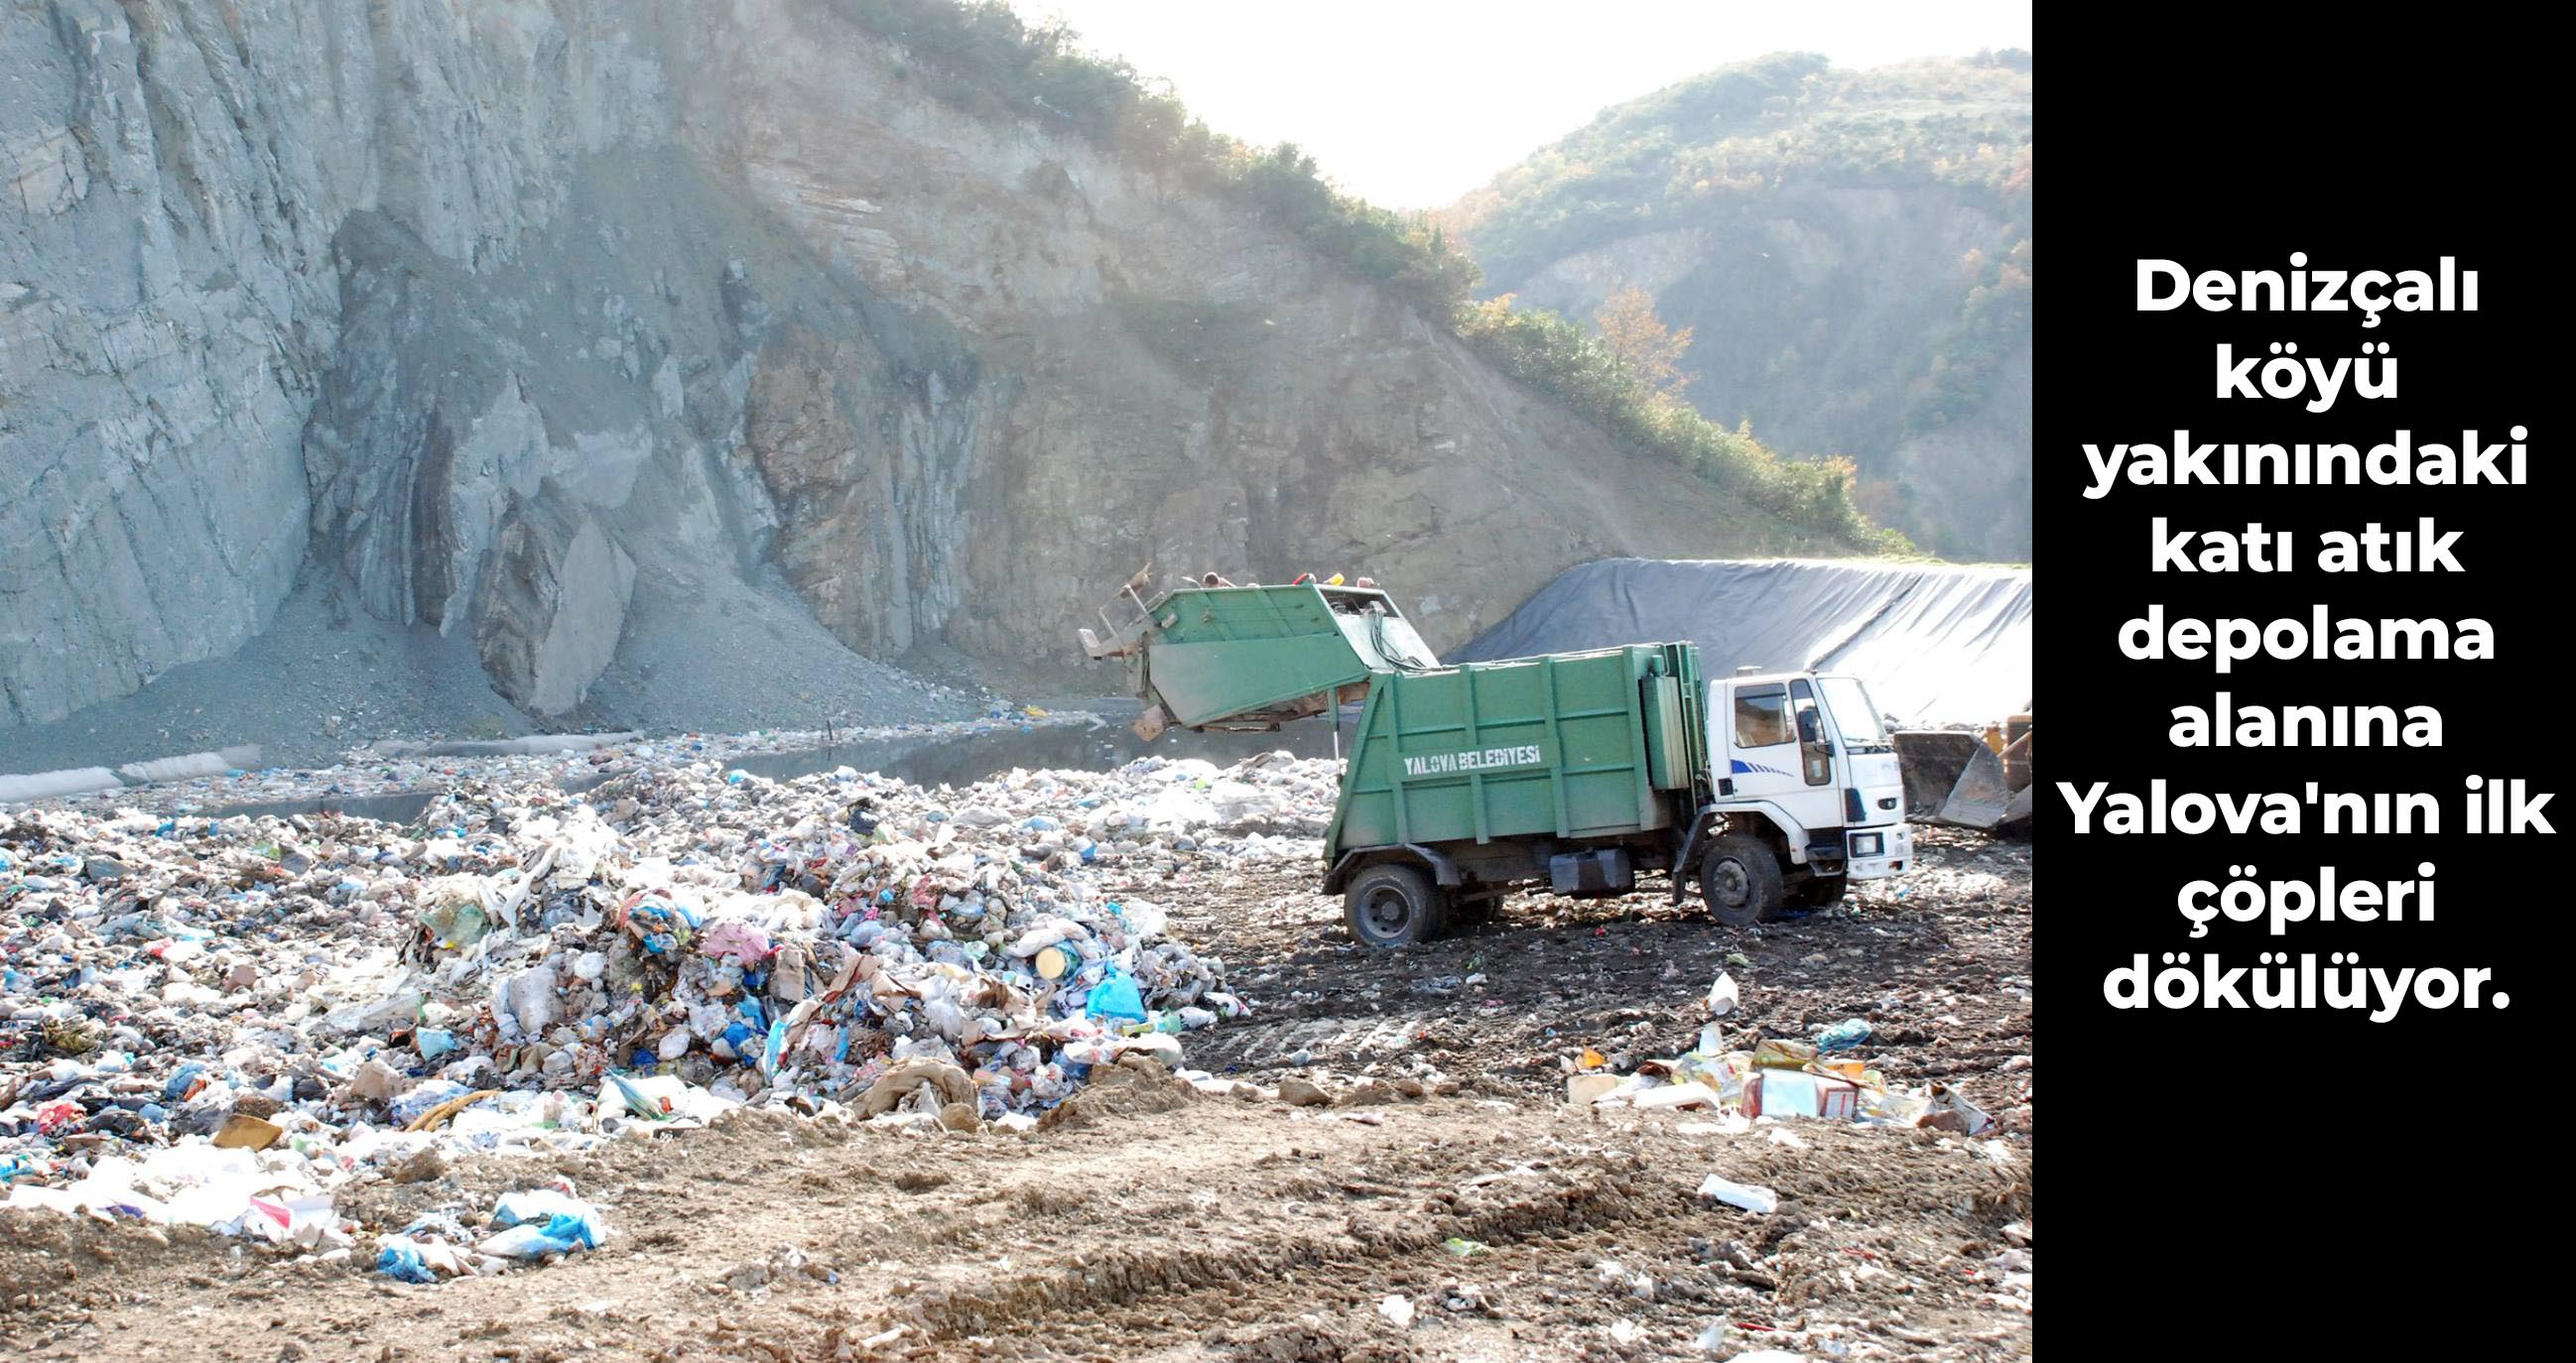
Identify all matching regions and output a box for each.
[1819,677,1891,751]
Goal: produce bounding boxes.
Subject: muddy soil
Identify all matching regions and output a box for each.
[0,832,2030,1362]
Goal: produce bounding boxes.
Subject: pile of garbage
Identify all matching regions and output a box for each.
[1567,972,1998,1136]
[0,750,1335,1260]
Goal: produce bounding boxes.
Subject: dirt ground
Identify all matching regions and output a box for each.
[0,830,2030,1362]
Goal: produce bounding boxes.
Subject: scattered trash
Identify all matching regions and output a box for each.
[210,1113,285,1151]
[1570,965,2012,1143]
[2,710,2023,1355]
[1745,1069,1861,1121]
[1629,1081,1723,1111]
[1377,1294,1416,1328]
[1598,1259,1655,1298]
[1752,1038,1818,1069]
[1814,1018,1871,1052]
[1922,1084,1998,1136]
[854,1059,976,1120]
[371,1186,608,1282]
[376,1240,444,1284]
[1696,1174,1779,1215]
[1566,1073,1622,1106]
[479,1187,608,1260]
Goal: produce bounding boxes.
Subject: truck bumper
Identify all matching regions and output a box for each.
[1842,823,1915,880]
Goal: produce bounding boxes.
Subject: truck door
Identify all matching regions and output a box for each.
[1719,682,1829,807]
[1815,675,1906,827]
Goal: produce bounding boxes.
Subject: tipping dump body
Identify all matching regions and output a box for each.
[1326,643,1706,863]
[1083,583,1439,731]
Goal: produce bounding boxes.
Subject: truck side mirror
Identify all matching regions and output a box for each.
[1796,709,1820,744]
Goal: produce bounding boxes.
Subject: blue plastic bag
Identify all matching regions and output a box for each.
[1086,967,1147,1024]
[480,1221,583,1259]
[761,1016,789,1075]
[487,1189,606,1256]
[377,1243,437,1284]
[1816,1018,1872,1052]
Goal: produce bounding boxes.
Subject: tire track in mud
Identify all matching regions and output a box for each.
[1171,831,2033,1114]
[843,1092,2026,1359]
[897,1126,1698,1344]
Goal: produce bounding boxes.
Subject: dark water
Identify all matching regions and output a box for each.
[187,716,1341,825]
[189,791,445,825]
[729,716,1341,788]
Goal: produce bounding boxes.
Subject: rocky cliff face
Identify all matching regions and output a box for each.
[2,0,1852,736]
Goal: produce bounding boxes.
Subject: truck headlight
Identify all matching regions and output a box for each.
[1851,832,1884,856]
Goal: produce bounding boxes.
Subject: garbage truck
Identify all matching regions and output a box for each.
[1080,579,1913,945]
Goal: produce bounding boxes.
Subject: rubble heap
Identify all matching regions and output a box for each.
[0,752,1344,1250]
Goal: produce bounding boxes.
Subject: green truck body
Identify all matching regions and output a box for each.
[1328,641,1706,862]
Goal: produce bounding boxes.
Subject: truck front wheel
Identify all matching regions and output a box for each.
[1345,864,1448,947]
[1700,835,1785,927]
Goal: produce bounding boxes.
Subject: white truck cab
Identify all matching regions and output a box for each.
[1691,671,1914,917]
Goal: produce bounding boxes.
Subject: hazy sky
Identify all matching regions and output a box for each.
[1009,1,2034,208]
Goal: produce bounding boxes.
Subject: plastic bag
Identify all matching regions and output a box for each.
[377,1242,438,1283]
[1815,1018,1871,1052]
[1086,967,1146,1023]
[491,1188,598,1236]
[480,1220,582,1260]
[480,1188,605,1258]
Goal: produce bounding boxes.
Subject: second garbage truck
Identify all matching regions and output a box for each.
[1081,579,1913,945]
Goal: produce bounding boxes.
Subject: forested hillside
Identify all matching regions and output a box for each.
[1448,51,2033,559]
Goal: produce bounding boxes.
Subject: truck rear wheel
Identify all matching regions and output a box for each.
[1700,835,1784,927]
[1345,864,1447,947]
